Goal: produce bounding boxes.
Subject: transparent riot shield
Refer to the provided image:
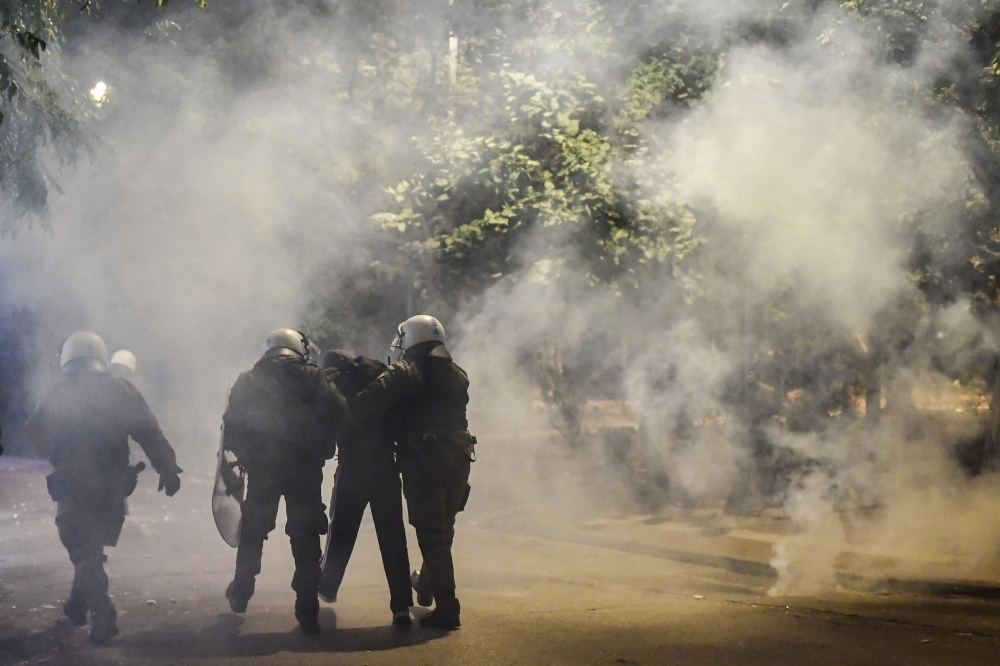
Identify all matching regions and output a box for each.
[212,424,246,548]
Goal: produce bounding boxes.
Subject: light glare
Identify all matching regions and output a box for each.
[89,81,108,106]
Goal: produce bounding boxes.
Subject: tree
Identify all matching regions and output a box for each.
[0,0,211,229]
[373,66,704,302]
[0,0,85,227]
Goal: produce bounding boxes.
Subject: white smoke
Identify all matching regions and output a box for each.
[0,0,997,597]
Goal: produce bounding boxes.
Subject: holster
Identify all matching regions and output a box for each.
[447,431,477,462]
[45,472,69,503]
[122,462,146,498]
[459,432,477,463]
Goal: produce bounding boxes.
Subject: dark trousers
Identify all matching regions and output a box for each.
[321,461,412,613]
[233,468,327,608]
[55,497,126,621]
[398,439,471,601]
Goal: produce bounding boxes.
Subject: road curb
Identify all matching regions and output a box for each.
[544,531,777,579]
[486,517,1000,600]
[835,573,1000,600]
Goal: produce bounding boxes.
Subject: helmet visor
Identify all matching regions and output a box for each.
[390,324,405,351]
[298,332,320,362]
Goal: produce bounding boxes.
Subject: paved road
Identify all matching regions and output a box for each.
[1,470,999,665]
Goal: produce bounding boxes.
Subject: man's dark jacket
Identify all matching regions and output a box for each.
[323,352,395,468]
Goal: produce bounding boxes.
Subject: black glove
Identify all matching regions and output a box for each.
[158,471,181,497]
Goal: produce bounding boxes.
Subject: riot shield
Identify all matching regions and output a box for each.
[212,424,246,548]
[319,462,340,568]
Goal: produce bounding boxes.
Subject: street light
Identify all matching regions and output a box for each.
[89,81,109,107]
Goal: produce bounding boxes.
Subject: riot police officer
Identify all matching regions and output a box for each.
[108,349,157,401]
[222,329,346,635]
[108,349,138,380]
[25,331,182,645]
[317,350,413,625]
[349,315,475,630]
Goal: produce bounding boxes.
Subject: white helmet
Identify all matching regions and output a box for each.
[60,331,108,368]
[109,349,137,373]
[391,315,446,353]
[264,328,309,358]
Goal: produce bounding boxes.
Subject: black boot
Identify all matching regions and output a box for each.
[226,580,253,613]
[63,594,88,626]
[295,597,321,635]
[73,554,114,643]
[419,597,460,630]
[88,604,119,645]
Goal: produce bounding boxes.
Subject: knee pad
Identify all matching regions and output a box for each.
[285,508,329,539]
[75,551,107,571]
[240,510,277,543]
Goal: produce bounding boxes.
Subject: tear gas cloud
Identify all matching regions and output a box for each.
[462,2,1000,590]
[628,5,1000,592]
[2,2,395,468]
[0,0,998,595]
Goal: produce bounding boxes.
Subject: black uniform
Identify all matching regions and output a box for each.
[350,340,474,628]
[25,358,181,643]
[221,347,346,631]
[318,352,412,614]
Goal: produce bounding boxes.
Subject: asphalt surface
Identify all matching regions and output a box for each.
[1,468,999,665]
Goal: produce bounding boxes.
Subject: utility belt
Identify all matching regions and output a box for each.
[400,430,477,462]
[46,462,146,504]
